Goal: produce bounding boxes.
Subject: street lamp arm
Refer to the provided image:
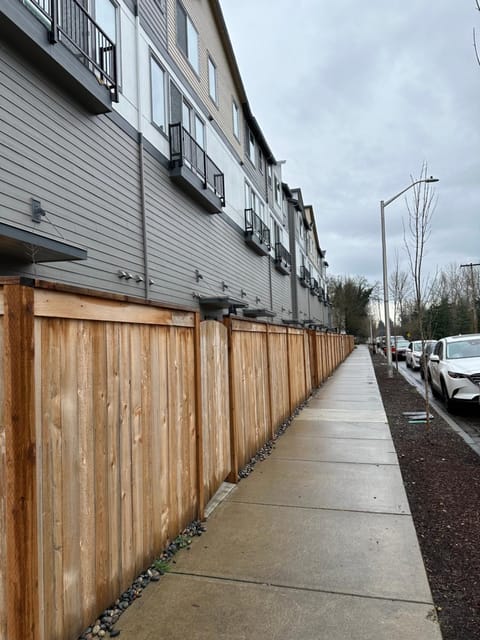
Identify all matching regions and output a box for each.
[383,178,437,207]
[380,175,439,375]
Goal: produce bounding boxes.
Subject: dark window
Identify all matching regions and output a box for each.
[176,1,199,73]
[170,81,183,125]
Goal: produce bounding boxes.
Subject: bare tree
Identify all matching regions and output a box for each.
[403,163,438,427]
[474,1,480,66]
[389,251,412,331]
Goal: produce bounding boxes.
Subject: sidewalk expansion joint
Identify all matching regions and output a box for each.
[225,499,411,517]
[272,456,398,466]
[168,570,434,607]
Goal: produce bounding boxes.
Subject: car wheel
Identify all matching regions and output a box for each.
[441,379,455,412]
[406,359,411,369]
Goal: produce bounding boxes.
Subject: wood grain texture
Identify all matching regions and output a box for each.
[3,284,39,640]
[0,293,6,640]
[200,321,230,506]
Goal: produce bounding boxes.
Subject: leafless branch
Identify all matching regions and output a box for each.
[473,28,480,67]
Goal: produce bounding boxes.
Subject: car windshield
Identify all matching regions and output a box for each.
[413,342,422,352]
[446,339,480,359]
[395,340,409,348]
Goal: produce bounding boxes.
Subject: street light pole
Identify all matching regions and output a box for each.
[380,176,439,374]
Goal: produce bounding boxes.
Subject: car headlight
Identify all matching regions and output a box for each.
[447,371,467,379]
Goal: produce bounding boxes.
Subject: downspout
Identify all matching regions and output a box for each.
[135,0,150,299]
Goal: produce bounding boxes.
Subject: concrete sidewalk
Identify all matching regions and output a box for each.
[116,345,442,639]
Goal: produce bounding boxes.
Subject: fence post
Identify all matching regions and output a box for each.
[3,283,39,640]
[224,318,238,483]
[194,312,205,519]
[265,325,275,439]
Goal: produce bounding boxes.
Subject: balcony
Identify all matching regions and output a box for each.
[0,0,117,113]
[169,123,225,214]
[299,265,310,288]
[310,277,319,296]
[274,242,291,276]
[244,209,271,257]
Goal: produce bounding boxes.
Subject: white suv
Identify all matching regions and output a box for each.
[428,334,480,411]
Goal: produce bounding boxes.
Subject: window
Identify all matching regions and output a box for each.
[94,0,119,83]
[232,100,239,139]
[274,177,280,204]
[182,99,192,133]
[258,150,264,175]
[208,56,217,103]
[95,0,117,42]
[176,1,199,73]
[267,164,272,187]
[194,114,205,148]
[272,218,281,245]
[245,182,266,221]
[150,57,165,130]
[248,130,255,166]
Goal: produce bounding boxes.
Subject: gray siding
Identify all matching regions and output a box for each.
[270,263,293,320]
[143,153,272,309]
[242,125,267,201]
[0,41,145,296]
[139,0,168,52]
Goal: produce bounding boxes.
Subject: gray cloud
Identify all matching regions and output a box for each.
[221,0,480,285]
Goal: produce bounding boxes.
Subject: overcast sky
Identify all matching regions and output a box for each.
[220,0,480,288]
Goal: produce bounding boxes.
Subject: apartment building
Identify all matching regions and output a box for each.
[0,0,331,326]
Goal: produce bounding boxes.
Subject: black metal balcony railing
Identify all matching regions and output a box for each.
[244,209,271,249]
[300,265,311,287]
[310,277,319,296]
[169,123,225,205]
[23,0,118,100]
[274,242,291,266]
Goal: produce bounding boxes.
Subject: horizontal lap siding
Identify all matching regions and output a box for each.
[143,154,272,308]
[36,295,197,640]
[0,43,144,295]
[140,0,168,51]
[270,264,294,318]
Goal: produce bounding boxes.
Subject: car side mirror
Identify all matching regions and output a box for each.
[429,354,440,363]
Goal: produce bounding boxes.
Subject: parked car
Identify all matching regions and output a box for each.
[427,334,480,410]
[385,338,409,361]
[406,340,422,369]
[419,340,438,378]
[406,339,437,371]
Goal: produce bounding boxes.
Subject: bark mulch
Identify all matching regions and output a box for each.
[372,352,480,640]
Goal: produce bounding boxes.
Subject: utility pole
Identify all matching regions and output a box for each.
[460,262,480,333]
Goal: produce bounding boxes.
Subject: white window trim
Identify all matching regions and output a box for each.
[150,54,166,133]
[208,56,217,104]
[176,1,199,75]
[232,100,239,139]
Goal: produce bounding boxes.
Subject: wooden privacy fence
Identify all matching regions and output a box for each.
[0,279,354,640]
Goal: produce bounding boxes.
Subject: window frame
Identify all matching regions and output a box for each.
[208,55,217,104]
[248,130,256,167]
[274,177,280,205]
[176,0,199,75]
[94,0,121,88]
[150,54,167,133]
[232,100,240,140]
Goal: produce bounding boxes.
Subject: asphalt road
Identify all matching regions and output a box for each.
[393,358,480,453]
